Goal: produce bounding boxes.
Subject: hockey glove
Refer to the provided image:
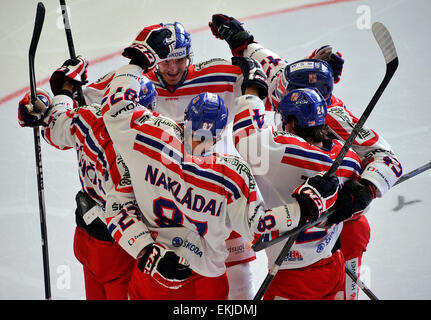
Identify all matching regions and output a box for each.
[50,55,88,95]
[292,172,339,223]
[123,24,175,72]
[232,56,268,100]
[209,14,254,56]
[138,242,192,289]
[309,45,344,83]
[327,179,375,225]
[18,88,52,127]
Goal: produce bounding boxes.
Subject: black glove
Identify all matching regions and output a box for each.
[50,55,88,95]
[138,242,192,289]
[292,173,339,223]
[327,179,375,225]
[231,56,268,99]
[209,14,254,56]
[18,88,52,127]
[123,24,175,71]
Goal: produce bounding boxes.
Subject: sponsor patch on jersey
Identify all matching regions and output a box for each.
[172,237,203,257]
[195,58,228,71]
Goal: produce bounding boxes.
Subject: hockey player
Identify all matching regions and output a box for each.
[231,57,365,299]
[99,28,340,299]
[209,14,403,299]
[83,22,267,299]
[17,49,192,298]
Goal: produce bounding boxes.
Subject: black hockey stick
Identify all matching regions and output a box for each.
[253,22,399,254]
[253,160,426,252]
[29,2,51,300]
[253,22,398,300]
[59,0,85,106]
[345,264,378,300]
[394,161,431,186]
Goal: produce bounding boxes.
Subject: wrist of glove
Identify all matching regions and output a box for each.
[326,179,375,226]
[123,24,175,71]
[292,173,339,224]
[231,56,268,100]
[138,242,192,289]
[309,45,344,84]
[209,14,254,57]
[50,55,88,95]
[18,88,52,127]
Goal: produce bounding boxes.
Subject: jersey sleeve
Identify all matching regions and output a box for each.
[41,94,76,150]
[227,93,301,241]
[105,153,154,259]
[232,94,274,174]
[326,104,403,196]
[244,43,289,111]
[223,154,302,243]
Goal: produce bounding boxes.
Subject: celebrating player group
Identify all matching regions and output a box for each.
[18,14,402,300]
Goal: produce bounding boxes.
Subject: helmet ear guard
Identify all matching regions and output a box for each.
[278,88,327,129]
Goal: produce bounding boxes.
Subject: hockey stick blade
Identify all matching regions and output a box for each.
[29,2,45,103]
[253,21,399,253]
[59,0,85,106]
[29,2,52,300]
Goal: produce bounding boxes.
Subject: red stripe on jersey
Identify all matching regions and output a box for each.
[112,229,122,243]
[43,128,71,150]
[133,142,230,200]
[87,73,115,90]
[233,126,256,148]
[234,108,251,123]
[134,122,183,155]
[184,155,255,203]
[281,156,359,180]
[156,84,234,97]
[187,64,242,79]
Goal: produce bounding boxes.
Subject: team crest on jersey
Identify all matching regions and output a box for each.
[252,109,265,129]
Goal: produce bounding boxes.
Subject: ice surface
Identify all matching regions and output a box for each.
[1,0,430,300]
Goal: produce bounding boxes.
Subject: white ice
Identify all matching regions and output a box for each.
[1,0,430,300]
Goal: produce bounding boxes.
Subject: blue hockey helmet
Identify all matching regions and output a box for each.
[184,92,228,142]
[284,59,334,104]
[278,88,327,129]
[137,76,157,110]
[164,22,193,61]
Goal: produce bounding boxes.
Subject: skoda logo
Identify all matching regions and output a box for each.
[172,237,183,247]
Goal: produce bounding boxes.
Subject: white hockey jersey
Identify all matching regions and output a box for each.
[84,58,256,265]
[41,95,153,258]
[85,58,243,124]
[101,64,303,277]
[233,94,363,269]
[244,43,402,197]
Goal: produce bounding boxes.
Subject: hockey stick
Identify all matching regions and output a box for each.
[394,161,431,186]
[253,160,428,252]
[253,22,398,300]
[29,2,51,300]
[253,22,399,254]
[345,264,378,300]
[59,0,85,106]
[253,161,428,301]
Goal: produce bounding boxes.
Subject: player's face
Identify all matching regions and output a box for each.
[158,57,189,86]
